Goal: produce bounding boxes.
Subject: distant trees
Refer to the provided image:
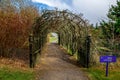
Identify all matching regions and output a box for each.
[100,0,120,53]
[107,0,120,35]
[0,0,39,57]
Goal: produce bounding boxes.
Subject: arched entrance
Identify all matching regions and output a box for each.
[48,32,58,43]
[29,10,91,68]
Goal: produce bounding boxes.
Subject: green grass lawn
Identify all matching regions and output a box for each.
[0,67,34,80]
[49,37,58,43]
[85,67,120,80]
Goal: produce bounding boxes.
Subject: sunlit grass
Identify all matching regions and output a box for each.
[49,37,58,43]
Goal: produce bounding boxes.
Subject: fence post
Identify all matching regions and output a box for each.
[86,36,91,68]
[29,34,34,68]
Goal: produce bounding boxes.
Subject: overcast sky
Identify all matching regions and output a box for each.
[32,0,117,25]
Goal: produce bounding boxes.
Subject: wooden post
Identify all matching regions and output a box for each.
[86,36,91,68]
[29,35,34,68]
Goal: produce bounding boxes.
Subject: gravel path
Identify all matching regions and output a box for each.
[37,43,89,80]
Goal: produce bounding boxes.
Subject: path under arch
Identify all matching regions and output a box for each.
[36,43,89,80]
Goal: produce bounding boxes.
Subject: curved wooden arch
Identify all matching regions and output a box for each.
[29,10,91,68]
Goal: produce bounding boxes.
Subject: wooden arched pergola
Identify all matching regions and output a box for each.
[29,10,91,68]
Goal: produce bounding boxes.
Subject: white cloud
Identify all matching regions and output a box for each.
[32,0,117,24]
[32,0,71,10]
[72,0,116,24]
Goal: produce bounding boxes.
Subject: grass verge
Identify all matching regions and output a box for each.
[84,67,120,80]
[0,67,34,80]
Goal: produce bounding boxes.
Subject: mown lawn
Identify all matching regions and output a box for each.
[49,37,58,43]
[0,67,34,80]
